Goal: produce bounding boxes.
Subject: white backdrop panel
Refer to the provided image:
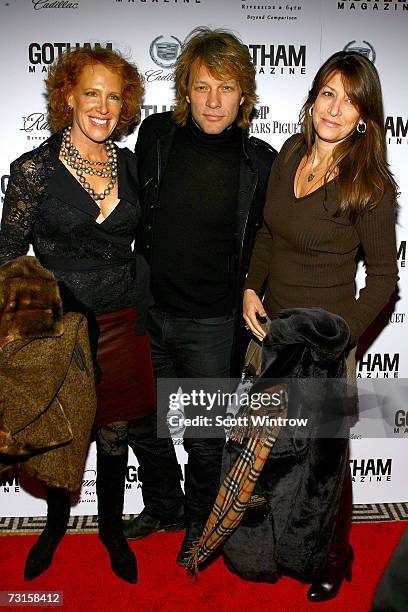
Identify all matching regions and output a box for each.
[0,0,407,515]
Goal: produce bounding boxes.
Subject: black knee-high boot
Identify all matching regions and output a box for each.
[96,452,138,584]
[24,487,71,581]
[307,469,353,602]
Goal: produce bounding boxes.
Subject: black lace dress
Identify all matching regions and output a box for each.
[0,132,155,429]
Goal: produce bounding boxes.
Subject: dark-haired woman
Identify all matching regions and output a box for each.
[0,47,155,584]
[243,51,398,601]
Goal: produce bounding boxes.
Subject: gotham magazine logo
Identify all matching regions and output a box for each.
[0,468,20,492]
[357,353,399,378]
[125,465,141,488]
[343,40,376,63]
[385,116,408,145]
[397,240,406,268]
[28,42,113,73]
[32,0,79,9]
[149,35,182,69]
[140,104,174,121]
[389,312,406,324]
[394,410,408,435]
[247,44,306,75]
[250,106,301,136]
[337,1,408,13]
[241,0,303,22]
[20,112,50,143]
[349,458,392,483]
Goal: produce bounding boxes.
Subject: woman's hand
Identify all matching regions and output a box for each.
[243,289,267,341]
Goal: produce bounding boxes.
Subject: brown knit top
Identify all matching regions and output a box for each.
[244,134,398,342]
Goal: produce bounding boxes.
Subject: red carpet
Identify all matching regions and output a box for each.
[0,522,406,612]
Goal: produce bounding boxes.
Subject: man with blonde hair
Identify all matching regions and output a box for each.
[125,27,276,566]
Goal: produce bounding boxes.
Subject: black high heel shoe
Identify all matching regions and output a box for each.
[307,545,354,602]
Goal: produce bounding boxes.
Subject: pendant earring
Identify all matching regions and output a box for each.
[356,121,366,134]
[308,105,313,117]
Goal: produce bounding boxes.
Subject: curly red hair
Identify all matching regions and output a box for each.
[46,47,144,139]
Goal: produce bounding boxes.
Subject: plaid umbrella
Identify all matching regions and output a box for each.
[187,383,288,575]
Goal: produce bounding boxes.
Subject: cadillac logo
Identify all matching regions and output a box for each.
[149,35,182,69]
[343,40,376,63]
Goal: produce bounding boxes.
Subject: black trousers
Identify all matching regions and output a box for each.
[128,307,234,522]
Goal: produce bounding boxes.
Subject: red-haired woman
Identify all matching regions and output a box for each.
[243,51,398,601]
[0,47,155,584]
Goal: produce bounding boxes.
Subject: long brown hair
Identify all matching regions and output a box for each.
[300,51,397,219]
[173,27,257,130]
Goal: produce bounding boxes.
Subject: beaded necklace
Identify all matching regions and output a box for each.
[61,126,118,201]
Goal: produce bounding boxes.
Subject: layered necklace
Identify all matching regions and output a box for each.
[61,126,118,201]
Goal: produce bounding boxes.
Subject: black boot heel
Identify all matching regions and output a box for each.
[99,523,138,584]
[345,554,353,582]
[96,453,138,584]
[307,545,354,602]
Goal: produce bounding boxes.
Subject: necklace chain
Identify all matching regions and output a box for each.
[296,146,331,198]
[61,126,118,201]
[307,145,317,182]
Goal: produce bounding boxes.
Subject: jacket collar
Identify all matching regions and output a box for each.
[241,132,254,166]
[44,131,137,216]
[116,147,138,205]
[152,118,177,185]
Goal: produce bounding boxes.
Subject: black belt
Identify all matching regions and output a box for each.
[39,254,137,275]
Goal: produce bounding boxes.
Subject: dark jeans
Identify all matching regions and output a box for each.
[128,307,234,522]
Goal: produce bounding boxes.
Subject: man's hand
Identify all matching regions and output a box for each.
[243,289,267,341]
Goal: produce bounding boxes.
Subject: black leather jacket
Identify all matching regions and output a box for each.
[135,112,277,375]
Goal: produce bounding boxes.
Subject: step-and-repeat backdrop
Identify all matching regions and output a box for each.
[1,0,407,516]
